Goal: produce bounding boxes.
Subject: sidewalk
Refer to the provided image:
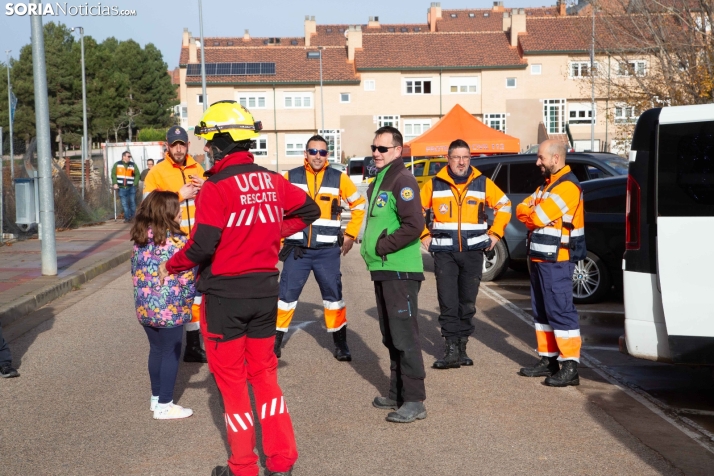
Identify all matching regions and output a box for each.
[0,221,132,327]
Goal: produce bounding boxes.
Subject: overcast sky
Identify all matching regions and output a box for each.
[1,0,564,69]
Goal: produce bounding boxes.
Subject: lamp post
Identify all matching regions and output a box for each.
[198,0,210,169]
[590,4,596,152]
[5,50,14,180]
[307,49,325,131]
[71,27,88,199]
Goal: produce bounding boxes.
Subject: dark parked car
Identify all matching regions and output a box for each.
[470,152,628,282]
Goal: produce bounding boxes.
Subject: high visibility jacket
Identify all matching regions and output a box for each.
[111,161,137,188]
[143,153,205,235]
[420,166,511,252]
[516,165,586,263]
[284,161,365,249]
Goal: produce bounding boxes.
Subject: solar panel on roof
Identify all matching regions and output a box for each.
[291,39,298,45]
[185,62,276,77]
[205,64,217,75]
[216,63,232,75]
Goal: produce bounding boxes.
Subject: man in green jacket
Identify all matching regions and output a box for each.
[361,126,427,424]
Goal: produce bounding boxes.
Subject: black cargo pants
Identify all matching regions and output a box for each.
[373,279,426,403]
[433,250,484,339]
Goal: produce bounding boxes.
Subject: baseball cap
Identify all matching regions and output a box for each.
[166,126,189,145]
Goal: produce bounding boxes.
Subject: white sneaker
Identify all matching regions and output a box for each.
[150,396,159,412]
[153,401,193,420]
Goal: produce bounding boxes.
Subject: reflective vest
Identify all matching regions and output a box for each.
[113,162,136,187]
[285,166,342,249]
[428,174,493,252]
[527,172,586,263]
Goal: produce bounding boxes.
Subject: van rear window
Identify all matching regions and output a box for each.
[658,122,714,216]
[348,161,364,176]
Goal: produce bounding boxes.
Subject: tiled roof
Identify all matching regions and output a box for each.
[355,32,526,70]
[519,16,637,53]
[436,10,505,32]
[182,47,358,84]
[311,23,430,47]
[180,37,307,64]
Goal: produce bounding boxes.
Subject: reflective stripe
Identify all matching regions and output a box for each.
[549,193,569,215]
[319,187,340,196]
[432,190,453,198]
[563,214,573,222]
[143,192,150,199]
[432,222,488,231]
[316,234,338,243]
[432,222,459,230]
[287,232,303,240]
[467,234,490,246]
[323,300,346,310]
[294,184,308,192]
[432,237,454,247]
[351,203,366,210]
[465,190,485,200]
[561,235,570,244]
[313,218,341,227]
[554,329,581,338]
[193,295,203,305]
[347,192,361,203]
[570,227,585,237]
[498,206,512,214]
[495,195,510,206]
[180,219,192,228]
[535,323,554,332]
[530,242,559,253]
[539,351,560,357]
[534,205,550,225]
[532,227,561,237]
[184,199,195,207]
[278,300,298,311]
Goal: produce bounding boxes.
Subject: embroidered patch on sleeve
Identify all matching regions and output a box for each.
[400,187,414,201]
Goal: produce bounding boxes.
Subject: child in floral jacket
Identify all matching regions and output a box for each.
[130,191,196,420]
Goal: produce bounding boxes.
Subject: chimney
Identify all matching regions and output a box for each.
[367,16,380,28]
[243,29,251,42]
[558,0,567,16]
[305,15,317,47]
[188,38,197,63]
[510,8,526,47]
[492,1,505,13]
[428,2,442,32]
[182,28,190,47]
[346,25,363,62]
[502,11,511,32]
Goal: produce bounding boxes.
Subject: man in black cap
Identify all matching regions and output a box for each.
[143,126,208,363]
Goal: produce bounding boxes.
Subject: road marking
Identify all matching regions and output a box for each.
[479,285,714,455]
[582,345,621,352]
[522,307,625,315]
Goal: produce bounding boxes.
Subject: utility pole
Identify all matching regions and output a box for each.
[319,47,324,131]
[30,0,58,275]
[198,0,210,169]
[5,50,14,180]
[0,126,3,244]
[71,27,88,199]
[591,3,596,152]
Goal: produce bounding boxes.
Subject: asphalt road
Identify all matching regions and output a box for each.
[1,248,713,475]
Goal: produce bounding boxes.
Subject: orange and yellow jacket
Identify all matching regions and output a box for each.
[143,153,205,235]
[420,166,511,252]
[283,160,365,248]
[516,165,586,263]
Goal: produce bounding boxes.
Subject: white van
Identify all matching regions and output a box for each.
[623,104,714,365]
[347,157,365,185]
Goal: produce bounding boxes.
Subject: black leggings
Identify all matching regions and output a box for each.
[143,325,184,404]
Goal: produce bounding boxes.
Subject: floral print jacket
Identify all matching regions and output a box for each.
[131,228,196,327]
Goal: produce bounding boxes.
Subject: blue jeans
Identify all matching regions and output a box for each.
[143,325,184,404]
[118,186,136,220]
[0,321,13,366]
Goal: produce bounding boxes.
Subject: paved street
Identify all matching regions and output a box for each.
[1,247,714,475]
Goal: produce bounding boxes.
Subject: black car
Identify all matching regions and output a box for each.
[470,152,628,282]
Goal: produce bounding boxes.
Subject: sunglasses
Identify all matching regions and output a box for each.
[307,148,329,157]
[370,145,397,153]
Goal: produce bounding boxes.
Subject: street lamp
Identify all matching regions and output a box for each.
[71,26,88,199]
[5,50,14,180]
[198,0,210,169]
[306,48,324,131]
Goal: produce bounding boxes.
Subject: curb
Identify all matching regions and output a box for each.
[0,248,133,328]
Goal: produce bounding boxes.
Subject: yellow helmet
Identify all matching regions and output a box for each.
[194,100,262,142]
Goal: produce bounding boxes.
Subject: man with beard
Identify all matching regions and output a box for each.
[143,126,208,363]
[420,139,511,370]
[516,139,586,387]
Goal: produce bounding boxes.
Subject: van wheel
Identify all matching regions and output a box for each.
[572,251,611,304]
[482,239,509,281]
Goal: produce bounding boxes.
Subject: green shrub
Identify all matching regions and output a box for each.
[136,128,167,142]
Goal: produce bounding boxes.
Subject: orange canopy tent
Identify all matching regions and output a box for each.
[402,104,520,157]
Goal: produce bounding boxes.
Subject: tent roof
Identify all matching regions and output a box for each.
[403,104,520,156]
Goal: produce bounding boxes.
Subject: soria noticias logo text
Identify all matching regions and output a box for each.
[5,3,137,16]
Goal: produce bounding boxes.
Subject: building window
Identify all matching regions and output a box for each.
[568,102,595,125]
[377,115,400,128]
[506,78,517,88]
[543,99,566,134]
[250,135,268,156]
[614,105,639,123]
[403,119,431,141]
[181,106,188,119]
[285,134,312,156]
[364,79,375,91]
[531,64,542,75]
[449,76,479,94]
[404,79,432,95]
[197,94,204,105]
[617,60,647,77]
[319,129,342,162]
[570,61,598,78]
[238,94,267,109]
[340,93,350,103]
[284,93,313,109]
[484,113,506,132]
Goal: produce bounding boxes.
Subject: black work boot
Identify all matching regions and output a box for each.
[332,326,352,361]
[266,470,293,476]
[372,396,400,410]
[433,338,461,369]
[274,330,285,359]
[183,330,208,363]
[458,336,473,366]
[518,356,559,377]
[544,360,580,387]
[211,465,234,476]
[386,401,427,423]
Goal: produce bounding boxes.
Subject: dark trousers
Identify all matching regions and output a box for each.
[434,250,484,339]
[143,325,184,404]
[0,321,12,366]
[374,280,426,403]
[118,186,136,220]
